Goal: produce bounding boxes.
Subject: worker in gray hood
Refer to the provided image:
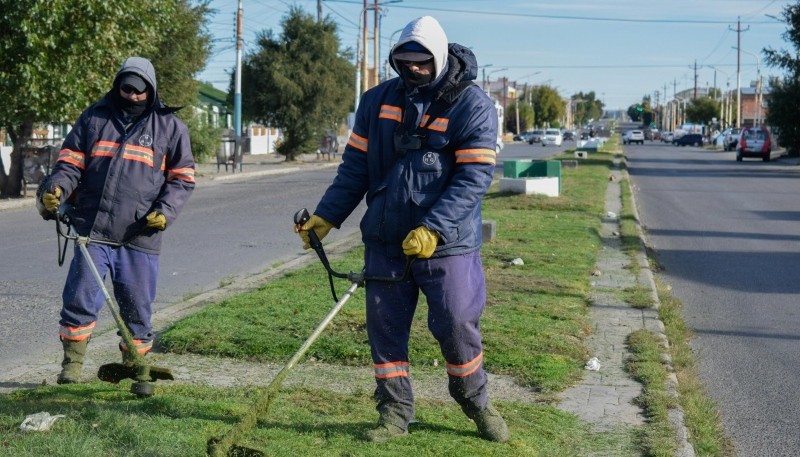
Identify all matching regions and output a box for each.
[297,16,509,443]
[38,56,195,385]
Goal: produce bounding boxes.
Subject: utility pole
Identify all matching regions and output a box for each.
[317,0,322,22]
[234,0,243,171]
[362,0,368,93]
[373,0,380,87]
[693,60,699,99]
[730,16,749,128]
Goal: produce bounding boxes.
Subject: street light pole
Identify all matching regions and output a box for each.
[481,64,493,92]
[738,47,762,126]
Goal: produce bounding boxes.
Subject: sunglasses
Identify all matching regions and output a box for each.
[121,85,146,95]
[398,57,434,66]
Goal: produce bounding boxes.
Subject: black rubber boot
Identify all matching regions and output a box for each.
[57,338,89,384]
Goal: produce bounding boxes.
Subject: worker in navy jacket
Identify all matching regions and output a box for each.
[298,16,509,443]
[39,56,195,385]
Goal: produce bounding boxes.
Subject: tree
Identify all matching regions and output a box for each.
[571,91,603,127]
[149,1,215,162]
[504,101,534,134]
[529,85,565,127]
[0,0,212,198]
[240,8,354,161]
[764,2,800,156]
[685,97,719,126]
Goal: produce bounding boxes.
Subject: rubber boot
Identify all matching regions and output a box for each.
[57,338,89,384]
[363,405,409,443]
[463,402,510,443]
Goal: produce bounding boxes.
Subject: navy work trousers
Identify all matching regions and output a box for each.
[60,243,158,342]
[365,247,489,427]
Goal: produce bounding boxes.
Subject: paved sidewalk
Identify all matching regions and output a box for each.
[557,161,694,456]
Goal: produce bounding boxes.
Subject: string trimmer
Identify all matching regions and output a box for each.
[206,208,413,457]
[54,210,174,397]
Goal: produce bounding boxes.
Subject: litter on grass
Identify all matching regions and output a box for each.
[20,412,66,432]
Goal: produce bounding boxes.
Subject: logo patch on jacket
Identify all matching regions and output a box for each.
[422,152,437,166]
[138,134,154,147]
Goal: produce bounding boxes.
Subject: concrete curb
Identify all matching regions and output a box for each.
[623,166,696,457]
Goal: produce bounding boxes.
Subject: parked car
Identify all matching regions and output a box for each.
[661,131,674,143]
[527,129,545,144]
[723,127,742,151]
[736,126,772,162]
[624,130,645,145]
[542,128,563,146]
[673,133,704,147]
[513,131,533,142]
[562,130,575,141]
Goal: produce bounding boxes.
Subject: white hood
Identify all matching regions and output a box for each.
[390,16,449,81]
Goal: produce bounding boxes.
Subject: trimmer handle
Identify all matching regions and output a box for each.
[294,208,322,250]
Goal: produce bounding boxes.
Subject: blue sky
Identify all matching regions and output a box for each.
[199,0,791,110]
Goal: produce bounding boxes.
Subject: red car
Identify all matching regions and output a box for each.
[736,127,772,162]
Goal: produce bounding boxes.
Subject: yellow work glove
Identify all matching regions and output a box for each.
[146,211,167,231]
[41,186,62,213]
[402,226,439,258]
[297,214,335,249]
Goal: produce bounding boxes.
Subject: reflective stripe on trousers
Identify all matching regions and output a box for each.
[365,247,489,425]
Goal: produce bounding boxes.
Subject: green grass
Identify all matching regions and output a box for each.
[655,279,735,456]
[0,152,650,456]
[0,383,637,457]
[159,154,613,394]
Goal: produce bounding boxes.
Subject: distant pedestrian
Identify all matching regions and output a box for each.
[37,56,195,384]
[297,16,509,443]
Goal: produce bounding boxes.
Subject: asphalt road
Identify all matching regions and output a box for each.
[625,140,800,456]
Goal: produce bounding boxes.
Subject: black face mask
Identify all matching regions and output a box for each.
[400,65,433,87]
[114,90,148,119]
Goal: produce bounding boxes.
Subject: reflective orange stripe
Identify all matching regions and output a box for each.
[120,339,153,355]
[59,322,96,341]
[379,105,402,122]
[347,132,368,152]
[123,144,155,167]
[57,149,86,169]
[446,352,483,377]
[91,141,118,158]
[455,148,496,165]
[167,167,196,183]
[420,115,449,132]
[374,361,409,379]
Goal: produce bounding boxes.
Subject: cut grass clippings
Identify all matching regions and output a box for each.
[0,151,647,456]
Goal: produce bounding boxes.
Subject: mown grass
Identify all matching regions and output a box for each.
[159,155,613,394]
[0,383,635,457]
[0,151,647,456]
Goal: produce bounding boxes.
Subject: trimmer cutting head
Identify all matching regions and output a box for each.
[98,363,174,397]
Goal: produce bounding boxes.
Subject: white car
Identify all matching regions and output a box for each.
[624,130,645,145]
[541,128,563,146]
[496,137,504,154]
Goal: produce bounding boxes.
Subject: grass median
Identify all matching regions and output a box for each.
[1,150,644,456]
